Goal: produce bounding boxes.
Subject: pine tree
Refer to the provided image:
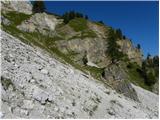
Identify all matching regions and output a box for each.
[116,29,122,39]
[153,56,159,67]
[98,21,104,24]
[123,35,126,39]
[32,1,46,13]
[69,10,75,20]
[62,12,70,24]
[136,44,141,50]
[107,29,123,63]
[85,15,88,20]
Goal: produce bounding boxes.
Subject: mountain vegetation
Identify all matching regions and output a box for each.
[62,11,89,24]
[32,1,46,13]
[106,28,124,63]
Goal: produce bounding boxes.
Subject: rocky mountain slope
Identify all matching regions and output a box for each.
[1,1,159,118]
[1,31,158,118]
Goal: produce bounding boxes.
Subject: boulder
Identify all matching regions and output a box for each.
[32,87,49,104]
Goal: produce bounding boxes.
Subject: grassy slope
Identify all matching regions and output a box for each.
[68,18,97,39]
[126,63,152,91]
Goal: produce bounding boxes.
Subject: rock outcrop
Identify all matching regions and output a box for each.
[17,13,63,36]
[103,64,139,101]
[1,1,32,15]
[117,40,142,66]
[1,31,159,118]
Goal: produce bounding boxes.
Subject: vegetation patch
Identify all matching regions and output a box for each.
[126,62,152,91]
[83,66,105,80]
[2,11,32,26]
[68,18,88,32]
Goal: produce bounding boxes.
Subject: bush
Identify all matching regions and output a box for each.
[145,71,156,86]
[82,52,88,65]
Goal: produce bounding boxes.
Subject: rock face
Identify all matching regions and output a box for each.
[152,81,159,94]
[1,1,32,15]
[1,31,159,118]
[117,40,142,66]
[103,64,139,101]
[17,13,63,36]
[55,23,142,67]
[55,37,109,67]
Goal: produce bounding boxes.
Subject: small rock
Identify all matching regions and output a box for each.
[30,79,35,83]
[0,112,4,118]
[107,108,115,116]
[48,95,54,102]
[105,89,110,95]
[20,109,29,116]
[41,69,48,74]
[54,107,59,112]
[22,100,34,109]
[32,87,49,104]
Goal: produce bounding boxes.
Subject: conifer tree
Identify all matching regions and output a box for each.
[32,1,46,13]
[107,29,123,63]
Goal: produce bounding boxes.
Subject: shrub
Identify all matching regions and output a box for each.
[82,52,88,65]
[145,71,156,86]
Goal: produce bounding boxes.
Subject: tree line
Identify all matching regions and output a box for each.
[62,11,88,24]
[141,54,159,86]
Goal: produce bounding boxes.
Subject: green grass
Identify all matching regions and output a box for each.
[68,18,97,39]
[83,66,105,80]
[2,11,32,26]
[68,18,88,32]
[126,62,152,91]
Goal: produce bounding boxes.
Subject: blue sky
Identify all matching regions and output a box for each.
[44,1,159,57]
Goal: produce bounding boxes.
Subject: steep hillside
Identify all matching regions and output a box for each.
[0,1,159,118]
[1,1,158,98]
[1,31,158,118]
